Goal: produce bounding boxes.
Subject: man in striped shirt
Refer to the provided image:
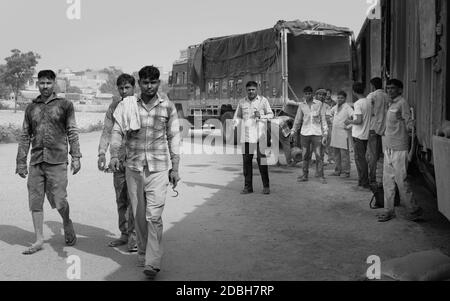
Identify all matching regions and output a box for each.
[109,66,181,279]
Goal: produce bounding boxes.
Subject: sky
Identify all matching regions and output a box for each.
[0,0,370,74]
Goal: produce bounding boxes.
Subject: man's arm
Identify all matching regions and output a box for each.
[261,98,274,120]
[401,99,414,131]
[167,102,181,172]
[16,108,32,176]
[66,101,82,160]
[98,105,114,156]
[320,104,328,136]
[291,104,304,134]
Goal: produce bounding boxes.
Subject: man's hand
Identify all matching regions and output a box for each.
[289,130,296,143]
[169,169,181,189]
[254,111,261,119]
[322,136,328,146]
[71,158,81,175]
[16,166,28,179]
[344,119,352,126]
[97,154,106,171]
[109,158,121,173]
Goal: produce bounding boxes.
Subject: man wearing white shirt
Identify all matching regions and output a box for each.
[233,81,274,195]
[345,82,372,189]
[290,86,328,184]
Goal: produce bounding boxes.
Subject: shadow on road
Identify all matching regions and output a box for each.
[0,225,35,247]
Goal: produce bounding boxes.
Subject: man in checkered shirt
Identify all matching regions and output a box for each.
[109,66,181,280]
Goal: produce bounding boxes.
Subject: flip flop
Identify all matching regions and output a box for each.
[64,221,77,246]
[22,245,43,255]
[377,213,396,222]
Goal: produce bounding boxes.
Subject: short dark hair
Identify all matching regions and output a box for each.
[337,91,347,98]
[116,73,135,87]
[303,86,313,93]
[386,79,403,89]
[38,70,56,81]
[138,66,160,80]
[370,77,383,90]
[246,81,258,88]
[352,82,365,94]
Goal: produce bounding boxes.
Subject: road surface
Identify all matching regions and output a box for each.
[0,131,449,281]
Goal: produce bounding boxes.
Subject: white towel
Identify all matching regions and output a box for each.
[113,95,141,132]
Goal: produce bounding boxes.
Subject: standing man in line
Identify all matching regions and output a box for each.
[98,73,137,252]
[329,91,354,178]
[109,66,181,279]
[16,70,81,255]
[233,81,274,195]
[345,82,372,189]
[377,79,423,222]
[290,86,328,184]
[366,77,389,185]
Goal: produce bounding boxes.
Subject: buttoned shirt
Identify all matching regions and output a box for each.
[367,89,389,135]
[16,93,82,171]
[383,96,413,151]
[233,95,274,144]
[110,94,181,172]
[292,99,328,137]
[98,99,127,162]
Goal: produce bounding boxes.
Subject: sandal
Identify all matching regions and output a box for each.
[22,245,43,255]
[108,236,128,247]
[64,221,77,246]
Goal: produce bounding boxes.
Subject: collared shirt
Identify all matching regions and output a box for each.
[292,99,328,137]
[110,93,181,172]
[352,98,372,140]
[16,93,82,171]
[330,103,354,150]
[98,99,127,162]
[233,95,274,143]
[367,89,389,135]
[383,96,413,151]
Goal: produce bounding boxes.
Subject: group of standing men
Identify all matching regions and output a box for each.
[15,66,181,280]
[285,78,423,223]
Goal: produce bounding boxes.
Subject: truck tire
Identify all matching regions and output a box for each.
[221,111,238,145]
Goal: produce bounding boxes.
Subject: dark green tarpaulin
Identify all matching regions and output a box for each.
[191,20,353,90]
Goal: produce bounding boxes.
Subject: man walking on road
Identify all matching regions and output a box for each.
[377,79,423,222]
[290,86,328,184]
[345,82,372,189]
[98,73,137,252]
[16,70,81,255]
[109,66,181,279]
[233,81,274,195]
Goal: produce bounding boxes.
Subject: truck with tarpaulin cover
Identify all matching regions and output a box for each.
[168,20,354,141]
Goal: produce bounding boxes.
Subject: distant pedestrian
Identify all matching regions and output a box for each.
[233,81,274,195]
[345,82,371,189]
[291,86,328,184]
[16,70,81,255]
[377,79,423,222]
[98,73,137,252]
[329,91,353,177]
[366,77,389,185]
[110,66,181,279]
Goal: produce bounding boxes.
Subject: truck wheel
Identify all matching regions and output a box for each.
[221,111,238,145]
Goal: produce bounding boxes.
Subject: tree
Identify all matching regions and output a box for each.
[2,49,40,112]
[66,85,83,94]
[99,66,124,100]
[0,64,12,99]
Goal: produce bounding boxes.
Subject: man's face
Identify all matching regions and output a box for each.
[139,78,160,98]
[386,84,401,100]
[118,82,135,99]
[326,91,332,100]
[337,95,346,106]
[304,91,313,101]
[38,77,55,98]
[316,92,326,102]
[246,86,257,100]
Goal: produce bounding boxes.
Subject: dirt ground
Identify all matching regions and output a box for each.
[0,131,449,281]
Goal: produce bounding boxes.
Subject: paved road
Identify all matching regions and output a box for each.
[1,131,450,281]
